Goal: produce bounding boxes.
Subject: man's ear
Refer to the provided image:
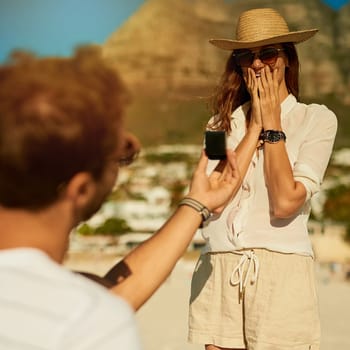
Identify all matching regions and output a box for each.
[64,172,97,209]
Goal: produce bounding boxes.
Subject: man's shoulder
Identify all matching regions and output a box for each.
[0,248,133,319]
[0,248,140,349]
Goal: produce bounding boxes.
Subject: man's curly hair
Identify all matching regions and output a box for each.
[0,46,129,209]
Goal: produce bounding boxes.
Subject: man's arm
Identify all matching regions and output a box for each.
[105,149,240,310]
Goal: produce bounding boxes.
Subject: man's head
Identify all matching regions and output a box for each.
[0,46,136,213]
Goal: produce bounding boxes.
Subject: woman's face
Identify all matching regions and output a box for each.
[234,44,288,89]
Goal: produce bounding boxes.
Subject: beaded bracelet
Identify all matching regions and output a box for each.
[178,197,211,224]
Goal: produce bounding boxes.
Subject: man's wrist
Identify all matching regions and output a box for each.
[178,197,211,225]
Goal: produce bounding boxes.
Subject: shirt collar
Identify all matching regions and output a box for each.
[231,102,249,122]
[281,94,297,118]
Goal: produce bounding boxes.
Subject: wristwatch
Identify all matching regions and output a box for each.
[262,130,286,144]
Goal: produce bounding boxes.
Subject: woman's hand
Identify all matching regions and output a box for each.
[258,67,282,130]
[245,68,262,131]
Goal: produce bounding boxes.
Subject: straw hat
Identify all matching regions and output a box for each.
[210,8,318,50]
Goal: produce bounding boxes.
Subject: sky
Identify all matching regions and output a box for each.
[0,0,349,63]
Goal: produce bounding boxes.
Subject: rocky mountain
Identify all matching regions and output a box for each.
[102,0,350,146]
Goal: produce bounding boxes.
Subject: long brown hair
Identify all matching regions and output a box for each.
[209,42,299,132]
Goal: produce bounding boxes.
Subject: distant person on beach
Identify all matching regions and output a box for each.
[0,47,241,349]
[188,8,337,350]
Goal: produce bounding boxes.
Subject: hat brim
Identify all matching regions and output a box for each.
[209,29,318,50]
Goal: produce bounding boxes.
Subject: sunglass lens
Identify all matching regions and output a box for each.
[117,133,141,167]
[234,47,281,67]
[259,47,279,64]
[234,51,254,67]
[117,151,139,167]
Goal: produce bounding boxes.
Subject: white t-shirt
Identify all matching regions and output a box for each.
[202,94,337,256]
[0,248,142,350]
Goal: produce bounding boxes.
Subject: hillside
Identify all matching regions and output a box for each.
[102,0,350,147]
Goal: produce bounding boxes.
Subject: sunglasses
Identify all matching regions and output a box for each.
[114,132,141,167]
[233,47,284,67]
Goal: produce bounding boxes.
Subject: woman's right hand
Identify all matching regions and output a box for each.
[245,68,263,131]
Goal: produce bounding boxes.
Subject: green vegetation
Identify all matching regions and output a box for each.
[77,217,131,236]
[323,183,350,242]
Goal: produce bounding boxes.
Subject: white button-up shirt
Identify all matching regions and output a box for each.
[202,94,337,257]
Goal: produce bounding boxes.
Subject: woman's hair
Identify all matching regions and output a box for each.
[209,42,299,132]
[0,46,129,209]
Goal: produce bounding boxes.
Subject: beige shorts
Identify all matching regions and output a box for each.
[188,249,320,350]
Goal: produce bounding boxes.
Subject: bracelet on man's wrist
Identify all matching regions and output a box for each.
[178,197,211,225]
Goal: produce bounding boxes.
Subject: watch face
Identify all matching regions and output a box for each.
[264,130,286,143]
[269,131,281,142]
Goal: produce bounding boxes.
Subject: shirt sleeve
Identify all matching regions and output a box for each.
[293,104,337,201]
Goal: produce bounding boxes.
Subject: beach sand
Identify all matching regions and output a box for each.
[64,252,350,350]
[136,258,350,350]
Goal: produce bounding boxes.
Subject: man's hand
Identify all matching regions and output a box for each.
[187,149,240,213]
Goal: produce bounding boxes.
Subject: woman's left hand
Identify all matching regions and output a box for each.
[258,67,282,130]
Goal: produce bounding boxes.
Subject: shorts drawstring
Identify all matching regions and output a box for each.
[230,250,259,301]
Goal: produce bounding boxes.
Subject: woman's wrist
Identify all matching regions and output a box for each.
[246,124,263,141]
[248,122,263,133]
[262,114,282,130]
